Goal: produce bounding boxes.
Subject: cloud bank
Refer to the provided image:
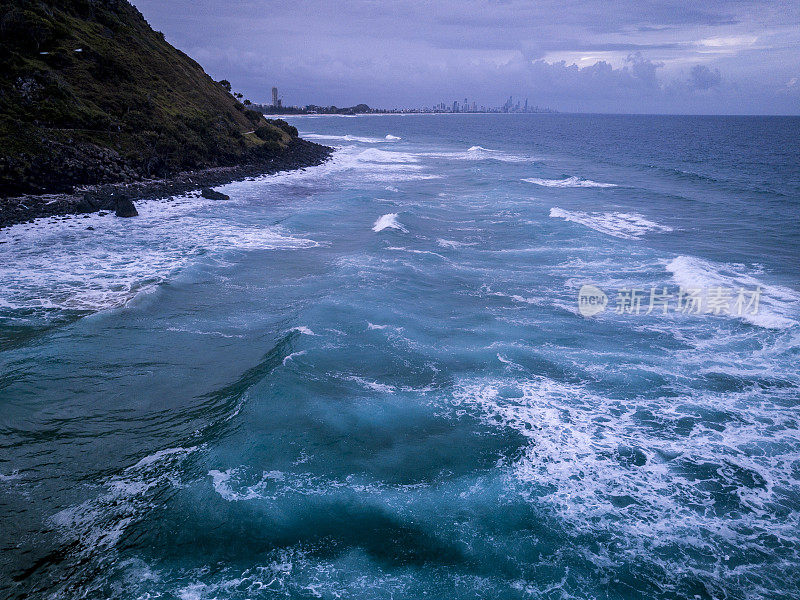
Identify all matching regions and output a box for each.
[133,0,800,114]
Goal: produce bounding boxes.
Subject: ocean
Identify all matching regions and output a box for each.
[1,114,799,599]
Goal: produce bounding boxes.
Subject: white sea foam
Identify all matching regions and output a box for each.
[483,287,544,306]
[282,351,307,366]
[51,445,198,553]
[165,327,244,339]
[253,146,440,186]
[125,447,195,472]
[301,133,387,144]
[665,255,799,329]
[436,238,477,249]
[0,470,22,482]
[385,134,401,140]
[372,213,407,233]
[524,176,617,188]
[386,247,447,259]
[289,326,317,336]
[500,293,540,305]
[356,148,419,163]
[496,354,524,370]
[549,206,672,239]
[209,465,424,504]
[0,197,321,314]
[345,375,397,393]
[166,546,426,600]
[465,145,531,162]
[419,145,534,163]
[451,375,800,594]
[208,468,277,501]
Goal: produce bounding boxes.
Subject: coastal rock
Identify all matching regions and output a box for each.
[115,197,138,218]
[0,139,332,229]
[200,188,230,200]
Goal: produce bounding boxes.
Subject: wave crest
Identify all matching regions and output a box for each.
[665,255,798,329]
[549,206,672,239]
[524,176,617,188]
[372,213,407,233]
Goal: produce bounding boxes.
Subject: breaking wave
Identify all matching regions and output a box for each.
[549,206,672,239]
[301,133,389,144]
[524,176,617,188]
[665,255,799,329]
[420,145,534,163]
[0,197,321,314]
[372,213,407,233]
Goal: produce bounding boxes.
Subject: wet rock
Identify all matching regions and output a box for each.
[1,139,331,228]
[82,191,112,212]
[115,197,138,217]
[200,188,230,200]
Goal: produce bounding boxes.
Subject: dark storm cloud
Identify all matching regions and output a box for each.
[132,0,800,114]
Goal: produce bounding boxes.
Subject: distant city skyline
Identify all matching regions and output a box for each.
[258,90,556,114]
[133,0,800,115]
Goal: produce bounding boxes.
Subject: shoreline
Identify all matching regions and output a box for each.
[0,138,332,229]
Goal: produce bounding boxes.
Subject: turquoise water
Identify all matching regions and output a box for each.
[1,114,799,599]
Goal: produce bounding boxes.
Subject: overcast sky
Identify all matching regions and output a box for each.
[132,0,800,114]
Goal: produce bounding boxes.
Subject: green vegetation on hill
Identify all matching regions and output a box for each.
[0,0,292,195]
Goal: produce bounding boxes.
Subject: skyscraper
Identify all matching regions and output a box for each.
[272,87,278,107]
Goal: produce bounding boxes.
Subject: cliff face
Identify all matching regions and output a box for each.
[0,0,292,196]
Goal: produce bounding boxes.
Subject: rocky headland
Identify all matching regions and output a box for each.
[0,0,332,228]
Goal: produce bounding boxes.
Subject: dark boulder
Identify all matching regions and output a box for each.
[115,197,138,217]
[79,193,101,213]
[200,188,230,200]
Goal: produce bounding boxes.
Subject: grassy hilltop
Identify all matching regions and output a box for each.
[0,0,298,196]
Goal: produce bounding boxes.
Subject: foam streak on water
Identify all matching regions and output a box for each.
[549,206,673,239]
[524,175,617,187]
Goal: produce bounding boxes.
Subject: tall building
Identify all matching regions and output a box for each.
[272,87,278,107]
